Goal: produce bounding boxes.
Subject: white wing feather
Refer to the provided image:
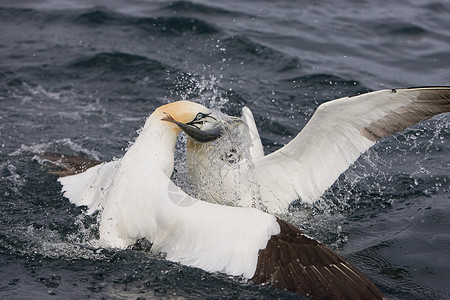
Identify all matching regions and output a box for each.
[256,87,450,212]
[58,160,120,214]
[152,180,280,278]
[242,106,265,160]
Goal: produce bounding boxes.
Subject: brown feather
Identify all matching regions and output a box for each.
[361,87,450,142]
[251,219,384,300]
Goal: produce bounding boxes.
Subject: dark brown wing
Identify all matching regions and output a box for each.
[252,219,384,300]
[37,152,102,176]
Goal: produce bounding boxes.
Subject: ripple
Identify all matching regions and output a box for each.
[374,22,427,36]
[0,7,42,22]
[65,52,176,86]
[74,8,219,35]
[221,35,301,72]
[73,8,123,25]
[68,52,163,71]
[161,0,253,17]
[143,16,219,35]
[1,6,219,36]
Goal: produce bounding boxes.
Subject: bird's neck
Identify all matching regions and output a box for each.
[124,112,180,177]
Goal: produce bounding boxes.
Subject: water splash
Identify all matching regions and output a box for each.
[0,160,26,194]
[10,82,69,104]
[169,72,229,110]
[184,119,267,211]
[10,138,101,161]
[286,115,450,248]
[169,73,241,201]
[0,214,105,261]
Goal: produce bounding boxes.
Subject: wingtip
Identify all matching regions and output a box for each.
[252,219,384,300]
[37,152,103,177]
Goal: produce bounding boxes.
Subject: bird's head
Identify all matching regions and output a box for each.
[157,101,240,143]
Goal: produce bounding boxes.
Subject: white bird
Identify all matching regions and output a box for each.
[50,100,385,299]
[185,87,450,214]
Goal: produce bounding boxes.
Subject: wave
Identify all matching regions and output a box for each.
[67,52,166,72]
[285,73,365,88]
[221,35,301,73]
[76,9,219,35]
[0,7,44,22]
[372,22,427,36]
[161,0,253,17]
[0,6,218,35]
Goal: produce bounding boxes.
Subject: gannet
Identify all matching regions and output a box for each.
[186,87,450,213]
[52,100,384,299]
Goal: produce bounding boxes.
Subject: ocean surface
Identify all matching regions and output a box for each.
[1,0,449,299]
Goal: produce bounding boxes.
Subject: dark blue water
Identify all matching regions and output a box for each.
[1,0,449,299]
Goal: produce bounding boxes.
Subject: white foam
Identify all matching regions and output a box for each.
[10,138,101,160]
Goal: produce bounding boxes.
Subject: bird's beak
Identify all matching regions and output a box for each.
[161,113,223,143]
[180,121,223,143]
[162,113,244,143]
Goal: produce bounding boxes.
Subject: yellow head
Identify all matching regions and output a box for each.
[155,101,212,124]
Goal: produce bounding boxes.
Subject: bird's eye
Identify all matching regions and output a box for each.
[196,113,204,120]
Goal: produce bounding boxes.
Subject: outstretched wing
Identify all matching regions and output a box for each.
[35,152,116,214]
[58,159,120,214]
[255,87,450,212]
[252,219,384,299]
